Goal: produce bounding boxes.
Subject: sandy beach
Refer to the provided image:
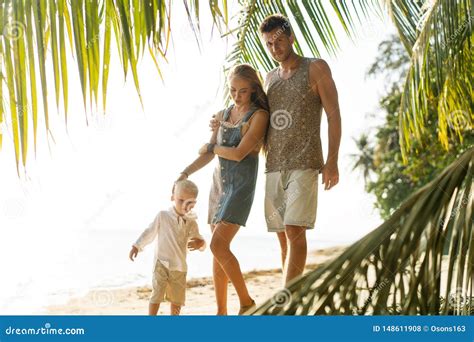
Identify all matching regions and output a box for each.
[47,246,347,315]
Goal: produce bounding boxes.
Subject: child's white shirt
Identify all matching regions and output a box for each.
[133,207,206,272]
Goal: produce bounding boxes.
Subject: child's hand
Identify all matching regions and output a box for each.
[129,246,139,261]
[187,238,205,251]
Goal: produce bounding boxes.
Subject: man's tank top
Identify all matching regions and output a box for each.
[265,57,325,172]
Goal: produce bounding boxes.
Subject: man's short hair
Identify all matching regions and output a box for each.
[259,14,292,36]
[174,180,199,197]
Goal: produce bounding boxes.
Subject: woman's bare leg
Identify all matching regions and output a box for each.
[149,303,160,315]
[210,222,253,308]
[210,224,229,315]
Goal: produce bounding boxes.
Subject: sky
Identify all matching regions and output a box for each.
[0,2,400,311]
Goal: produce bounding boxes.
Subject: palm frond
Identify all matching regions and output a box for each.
[397,0,473,162]
[384,0,424,53]
[225,0,383,73]
[252,147,473,315]
[0,0,229,173]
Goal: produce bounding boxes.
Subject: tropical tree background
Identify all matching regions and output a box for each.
[1,0,473,315]
[351,35,473,219]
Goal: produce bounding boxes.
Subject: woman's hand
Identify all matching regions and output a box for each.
[199,144,209,155]
[176,173,188,182]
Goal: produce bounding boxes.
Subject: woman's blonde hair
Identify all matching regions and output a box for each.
[228,64,270,154]
[228,64,269,112]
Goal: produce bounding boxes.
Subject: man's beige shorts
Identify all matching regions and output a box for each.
[265,169,319,232]
[150,260,187,306]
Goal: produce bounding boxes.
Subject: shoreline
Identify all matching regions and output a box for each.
[46,246,347,315]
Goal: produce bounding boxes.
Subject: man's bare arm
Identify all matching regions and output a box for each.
[310,59,341,189]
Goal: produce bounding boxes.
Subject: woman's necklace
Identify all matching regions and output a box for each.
[229,106,249,125]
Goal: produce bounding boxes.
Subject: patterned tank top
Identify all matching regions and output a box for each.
[265,57,325,173]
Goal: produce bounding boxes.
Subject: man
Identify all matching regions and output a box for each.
[260,14,341,285]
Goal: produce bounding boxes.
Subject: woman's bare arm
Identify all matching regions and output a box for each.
[213,110,269,162]
[179,111,223,178]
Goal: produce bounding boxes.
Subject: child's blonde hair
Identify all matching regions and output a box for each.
[174,179,199,197]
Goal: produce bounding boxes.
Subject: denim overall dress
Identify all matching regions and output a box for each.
[208,105,259,227]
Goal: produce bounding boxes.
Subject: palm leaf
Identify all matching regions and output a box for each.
[251,147,473,315]
[384,0,424,53]
[225,0,383,73]
[396,0,473,162]
[0,0,229,171]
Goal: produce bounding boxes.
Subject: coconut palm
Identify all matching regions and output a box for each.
[1,1,471,171]
[350,134,375,183]
[251,146,473,315]
[0,0,228,173]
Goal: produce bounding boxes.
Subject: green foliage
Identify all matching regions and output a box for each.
[352,35,474,219]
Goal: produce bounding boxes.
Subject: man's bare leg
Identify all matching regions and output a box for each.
[149,303,160,315]
[170,303,181,315]
[285,225,307,285]
[276,231,288,271]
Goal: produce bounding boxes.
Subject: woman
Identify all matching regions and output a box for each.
[177,64,269,315]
